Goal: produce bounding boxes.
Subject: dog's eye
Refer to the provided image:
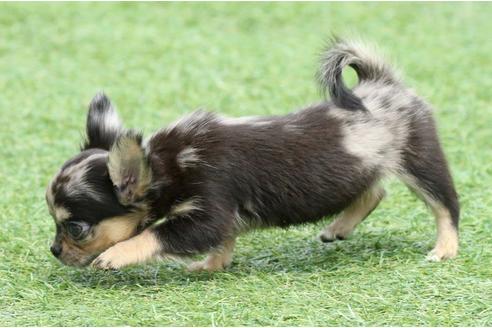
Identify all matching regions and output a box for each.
[66,221,90,240]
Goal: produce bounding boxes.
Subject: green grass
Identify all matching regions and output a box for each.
[1,2,491,326]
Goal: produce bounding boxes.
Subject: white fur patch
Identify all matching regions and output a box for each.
[329,82,419,173]
[176,147,201,168]
[169,198,201,217]
[341,119,393,167]
[220,116,272,127]
[243,200,257,216]
[283,123,303,133]
[142,135,152,157]
[233,209,248,230]
[91,101,121,134]
[102,109,121,132]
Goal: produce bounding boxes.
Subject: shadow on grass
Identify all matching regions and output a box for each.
[53,233,431,289]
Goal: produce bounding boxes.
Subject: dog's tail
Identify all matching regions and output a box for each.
[317,38,398,110]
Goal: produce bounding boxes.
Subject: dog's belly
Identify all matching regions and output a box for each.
[260,182,376,228]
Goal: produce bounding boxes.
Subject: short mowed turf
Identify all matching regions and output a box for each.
[1,2,491,326]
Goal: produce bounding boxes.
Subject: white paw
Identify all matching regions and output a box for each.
[319,227,348,243]
[90,229,161,270]
[187,260,210,272]
[91,244,129,270]
[187,257,231,272]
[426,246,458,262]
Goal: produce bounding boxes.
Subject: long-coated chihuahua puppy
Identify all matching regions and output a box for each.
[46,39,459,271]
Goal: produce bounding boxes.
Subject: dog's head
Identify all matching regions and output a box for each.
[46,93,152,266]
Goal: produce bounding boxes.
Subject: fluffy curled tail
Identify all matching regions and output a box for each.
[317,38,398,110]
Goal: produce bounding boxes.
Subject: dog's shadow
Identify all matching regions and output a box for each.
[53,233,432,289]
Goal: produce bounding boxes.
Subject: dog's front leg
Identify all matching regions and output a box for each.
[91,229,162,270]
[92,210,233,270]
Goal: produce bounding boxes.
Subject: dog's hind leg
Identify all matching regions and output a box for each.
[399,116,459,261]
[319,185,385,242]
[187,238,236,272]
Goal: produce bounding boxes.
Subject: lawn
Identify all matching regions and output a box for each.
[1,2,491,326]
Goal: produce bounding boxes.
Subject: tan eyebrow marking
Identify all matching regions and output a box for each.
[54,206,71,223]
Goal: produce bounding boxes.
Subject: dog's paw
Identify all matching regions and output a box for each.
[186,261,224,272]
[318,229,346,243]
[91,230,161,270]
[91,244,128,270]
[426,246,458,262]
[187,260,213,272]
[187,257,231,272]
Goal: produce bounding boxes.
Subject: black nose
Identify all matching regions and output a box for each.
[50,244,62,258]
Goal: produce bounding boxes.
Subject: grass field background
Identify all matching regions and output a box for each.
[1,2,491,326]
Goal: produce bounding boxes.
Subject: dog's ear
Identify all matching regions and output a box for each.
[108,130,152,205]
[82,92,122,151]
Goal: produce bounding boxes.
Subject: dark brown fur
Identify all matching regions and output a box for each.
[46,39,459,269]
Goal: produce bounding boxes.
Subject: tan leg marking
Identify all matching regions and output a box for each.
[91,229,161,270]
[426,206,458,261]
[187,239,236,272]
[319,186,385,242]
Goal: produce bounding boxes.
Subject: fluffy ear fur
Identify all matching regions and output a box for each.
[108,130,152,205]
[82,92,122,151]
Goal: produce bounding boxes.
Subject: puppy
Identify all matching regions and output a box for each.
[46,39,459,271]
